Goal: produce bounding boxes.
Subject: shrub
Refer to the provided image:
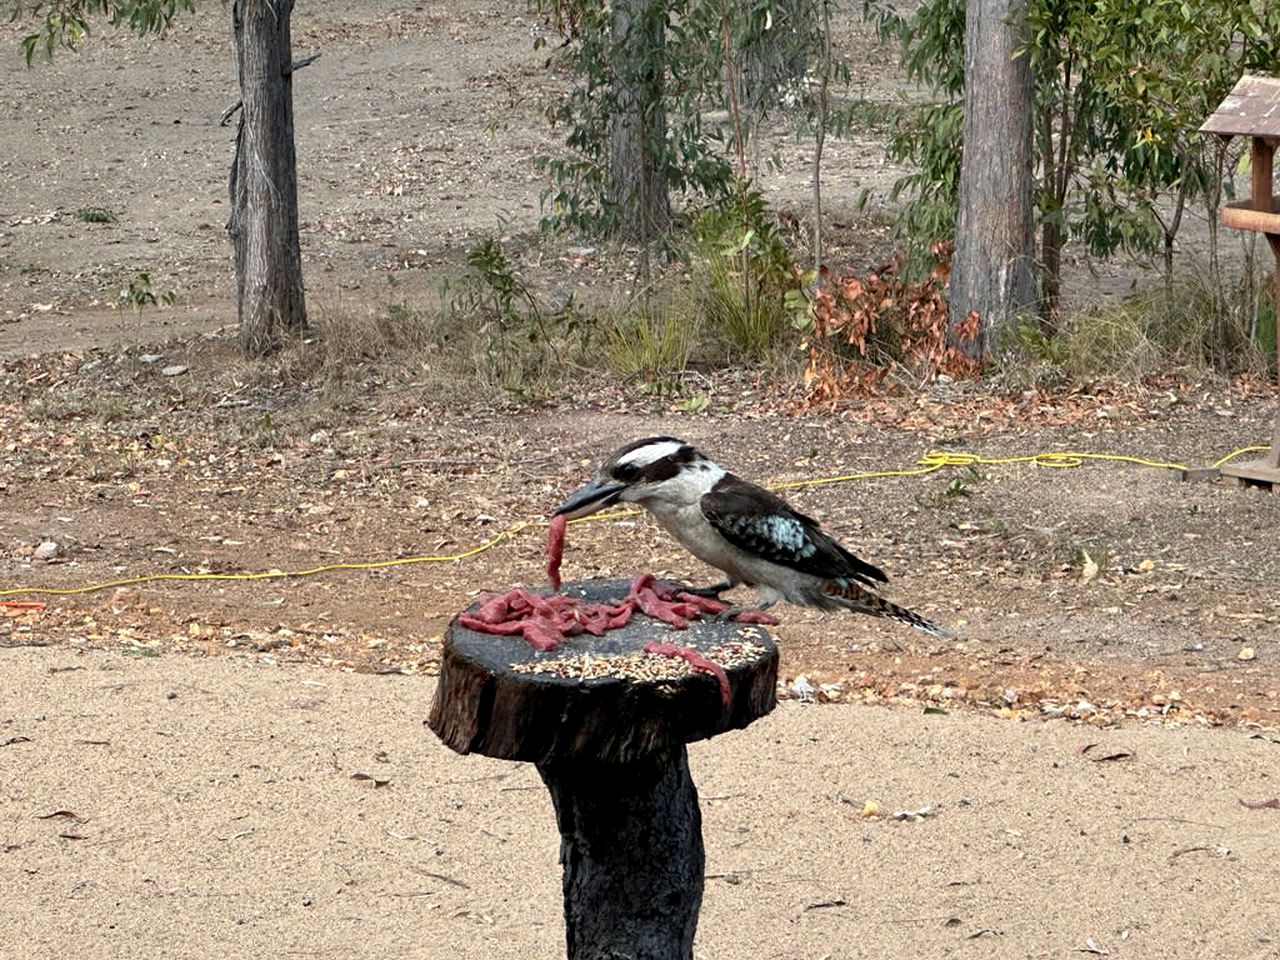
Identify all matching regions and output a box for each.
[442,237,589,398]
[993,258,1273,383]
[606,308,694,379]
[689,186,800,362]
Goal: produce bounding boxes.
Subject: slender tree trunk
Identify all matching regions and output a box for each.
[1038,82,1075,329]
[1040,218,1061,324]
[811,0,831,273]
[1158,176,1190,283]
[608,0,670,245]
[227,0,306,358]
[950,0,1036,358]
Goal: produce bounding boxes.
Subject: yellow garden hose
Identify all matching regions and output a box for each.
[0,444,1270,600]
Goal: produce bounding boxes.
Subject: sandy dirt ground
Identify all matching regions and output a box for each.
[2,2,1280,959]
[3,644,1279,960]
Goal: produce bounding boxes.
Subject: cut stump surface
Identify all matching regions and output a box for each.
[428,578,779,767]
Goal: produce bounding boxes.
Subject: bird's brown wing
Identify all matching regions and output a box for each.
[700,474,887,588]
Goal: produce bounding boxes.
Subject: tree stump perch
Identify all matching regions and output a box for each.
[428,578,779,959]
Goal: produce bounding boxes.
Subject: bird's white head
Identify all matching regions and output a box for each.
[553,436,725,520]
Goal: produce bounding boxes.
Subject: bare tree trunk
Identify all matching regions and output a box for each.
[227,0,306,358]
[1040,218,1061,324]
[811,0,832,274]
[608,0,670,245]
[1038,82,1075,330]
[950,0,1036,358]
[740,0,812,175]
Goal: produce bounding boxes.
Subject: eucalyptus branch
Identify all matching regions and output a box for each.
[719,0,746,181]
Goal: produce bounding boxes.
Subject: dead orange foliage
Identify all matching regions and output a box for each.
[800,242,982,406]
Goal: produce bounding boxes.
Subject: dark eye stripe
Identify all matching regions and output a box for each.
[636,457,681,484]
[607,441,698,485]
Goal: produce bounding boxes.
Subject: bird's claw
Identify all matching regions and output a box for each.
[681,580,732,599]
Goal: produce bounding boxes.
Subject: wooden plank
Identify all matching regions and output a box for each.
[1269,414,1280,470]
[1200,75,1280,139]
[1172,466,1221,483]
[1221,196,1280,233]
[1271,234,1280,381]
[1220,459,1280,488]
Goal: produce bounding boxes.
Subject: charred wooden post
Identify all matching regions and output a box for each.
[428,579,778,960]
[539,750,704,959]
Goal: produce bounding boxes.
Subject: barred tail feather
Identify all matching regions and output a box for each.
[819,580,951,638]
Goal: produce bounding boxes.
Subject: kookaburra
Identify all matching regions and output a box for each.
[554,436,948,637]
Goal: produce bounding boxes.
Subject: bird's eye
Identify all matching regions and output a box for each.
[611,462,640,483]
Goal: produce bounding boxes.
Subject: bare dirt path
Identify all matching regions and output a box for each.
[3,645,1278,960]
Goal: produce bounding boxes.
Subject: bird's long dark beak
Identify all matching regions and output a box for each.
[553,479,626,520]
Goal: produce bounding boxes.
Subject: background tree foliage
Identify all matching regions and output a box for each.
[867,0,1280,320]
[8,0,193,62]
[535,0,830,243]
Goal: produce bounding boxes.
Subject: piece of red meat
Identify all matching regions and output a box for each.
[470,593,514,624]
[627,574,697,629]
[673,592,729,615]
[643,641,731,707]
[733,609,780,625]
[457,614,527,635]
[522,619,564,652]
[545,514,567,591]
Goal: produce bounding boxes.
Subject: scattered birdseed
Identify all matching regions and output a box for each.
[510,639,766,691]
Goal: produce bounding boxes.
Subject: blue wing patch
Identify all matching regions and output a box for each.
[702,474,888,586]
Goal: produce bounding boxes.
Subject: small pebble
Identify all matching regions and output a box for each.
[33,540,60,561]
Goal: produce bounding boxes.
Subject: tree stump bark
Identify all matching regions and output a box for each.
[427,578,778,959]
[540,749,703,960]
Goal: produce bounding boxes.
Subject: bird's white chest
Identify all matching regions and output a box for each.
[643,498,749,578]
